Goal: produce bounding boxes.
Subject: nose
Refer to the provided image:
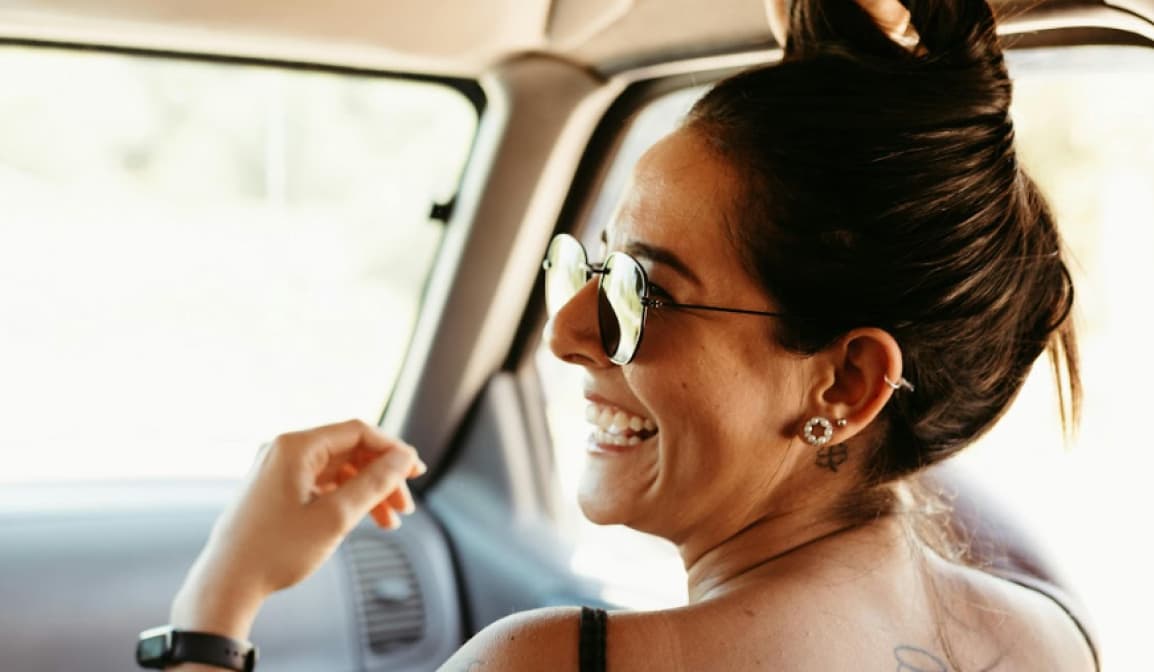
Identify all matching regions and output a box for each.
[546,277,613,369]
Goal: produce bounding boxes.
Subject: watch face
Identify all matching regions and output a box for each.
[137,633,168,663]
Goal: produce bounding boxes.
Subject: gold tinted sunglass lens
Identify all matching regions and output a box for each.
[598,253,647,365]
[544,234,588,316]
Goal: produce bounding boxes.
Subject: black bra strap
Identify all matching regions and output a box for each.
[578,606,608,672]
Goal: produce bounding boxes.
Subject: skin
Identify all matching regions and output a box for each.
[168,2,1095,670]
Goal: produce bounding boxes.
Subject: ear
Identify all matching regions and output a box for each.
[806,328,904,443]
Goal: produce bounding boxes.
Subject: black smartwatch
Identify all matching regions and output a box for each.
[136,625,258,671]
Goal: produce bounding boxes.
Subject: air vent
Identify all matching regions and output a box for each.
[344,533,426,655]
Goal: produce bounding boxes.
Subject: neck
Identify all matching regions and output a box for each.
[681,501,900,603]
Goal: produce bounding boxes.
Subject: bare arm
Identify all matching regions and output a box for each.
[161,420,425,671]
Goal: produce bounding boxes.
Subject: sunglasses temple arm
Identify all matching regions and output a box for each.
[646,299,789,319]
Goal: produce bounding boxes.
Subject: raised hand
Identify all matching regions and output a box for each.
[170,419,426,641]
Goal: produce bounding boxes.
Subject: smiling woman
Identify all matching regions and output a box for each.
[149,0,1102,671]
[541,38,1154,669]
[0,45,478,483]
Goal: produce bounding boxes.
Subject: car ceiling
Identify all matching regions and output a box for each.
[6,0,1140,76]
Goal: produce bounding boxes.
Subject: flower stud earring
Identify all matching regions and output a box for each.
[802,416,846,446]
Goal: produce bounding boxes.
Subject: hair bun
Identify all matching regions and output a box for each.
[783,0,1012,119]
[786,0,1004,67]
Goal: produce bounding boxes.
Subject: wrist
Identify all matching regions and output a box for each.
[171,590,260,642]
[171,565,264,641]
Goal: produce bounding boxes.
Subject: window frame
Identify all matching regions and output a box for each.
[0,37,487,482]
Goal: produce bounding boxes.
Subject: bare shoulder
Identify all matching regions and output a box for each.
[436,606,583,672]
[951,563,1097,672]
[437,606,684,672]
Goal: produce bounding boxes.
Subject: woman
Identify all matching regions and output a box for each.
[160,0,1097,669]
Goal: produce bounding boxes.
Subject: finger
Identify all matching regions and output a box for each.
[856,0,910,33]
[410,459,429,477]
[276,421,415,500]
[371,503,401,529]
[320,449,416,527]
[336,463,358,486]
[855,0,922,51]
[325,455,419,514]
[315,447,367,486]
[312,481,339,497]
[291,419,415,475]
[317,445,425,489]
[385,481,416,515]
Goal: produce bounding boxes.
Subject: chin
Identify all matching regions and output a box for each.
[576,480,630,526]
[576,456,667,531]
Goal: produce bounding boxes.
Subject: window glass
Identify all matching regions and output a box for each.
[0,46,478,482]
[537,45,1154,666]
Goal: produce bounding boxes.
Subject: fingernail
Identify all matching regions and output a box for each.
[415,459,428,475]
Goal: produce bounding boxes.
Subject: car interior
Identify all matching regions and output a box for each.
[1,0,1152,670]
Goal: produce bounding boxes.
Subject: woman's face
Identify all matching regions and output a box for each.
[547,127,817,545]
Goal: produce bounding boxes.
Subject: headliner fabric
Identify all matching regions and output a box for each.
[0,0,773,75]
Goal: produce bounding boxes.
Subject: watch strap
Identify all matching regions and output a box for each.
[171,630,256,672]
[137,626,257,671]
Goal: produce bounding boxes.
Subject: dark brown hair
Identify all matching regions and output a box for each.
[686,0,1079,506]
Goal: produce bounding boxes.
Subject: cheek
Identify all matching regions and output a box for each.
[627,360,758,473]
[631,334,803,449]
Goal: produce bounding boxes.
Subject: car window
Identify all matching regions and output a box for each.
[535,44,1154,666]
[0,45,478,483]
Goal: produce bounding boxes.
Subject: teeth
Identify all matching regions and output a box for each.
[593,430,637,446]
[585,402,658,441]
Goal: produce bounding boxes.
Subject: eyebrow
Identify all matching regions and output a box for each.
[622,240,702,287]
[600,229,703,286]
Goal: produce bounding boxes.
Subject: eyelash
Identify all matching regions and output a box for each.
[647,282,673,300]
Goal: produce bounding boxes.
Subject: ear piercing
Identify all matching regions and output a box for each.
[884,375,915,392]
[802,416,847,446]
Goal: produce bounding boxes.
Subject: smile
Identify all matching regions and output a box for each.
[585,402,659,448]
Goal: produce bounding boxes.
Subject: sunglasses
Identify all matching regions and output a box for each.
[542,233,791,364]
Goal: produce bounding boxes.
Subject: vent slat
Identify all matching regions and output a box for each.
[365,616,424,627]
[345,535,427,655]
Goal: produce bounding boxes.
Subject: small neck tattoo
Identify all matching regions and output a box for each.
[816,443,849,472]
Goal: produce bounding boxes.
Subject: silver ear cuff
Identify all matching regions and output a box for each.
[884,375,915,392]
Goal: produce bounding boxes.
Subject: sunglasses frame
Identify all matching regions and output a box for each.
[543,233,792,364]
